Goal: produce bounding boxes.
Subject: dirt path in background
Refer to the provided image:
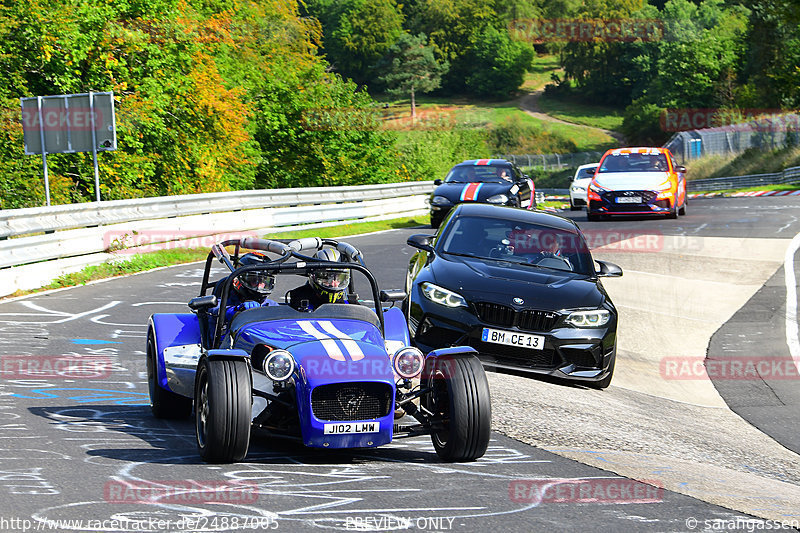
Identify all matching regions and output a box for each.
[519,89,626,143]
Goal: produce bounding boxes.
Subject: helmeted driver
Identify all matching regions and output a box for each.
[286,249,350,311]
[214,252,277,321]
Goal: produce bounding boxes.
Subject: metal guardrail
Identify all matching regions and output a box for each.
[0,182,435,295]
[0,182,434,239]
[687,166,800,191]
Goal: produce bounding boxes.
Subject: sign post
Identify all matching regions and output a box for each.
[20,92,117,205]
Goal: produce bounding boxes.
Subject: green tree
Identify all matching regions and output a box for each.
[379,33,448,119]
[306,0,405,86]
[464,25,534,99]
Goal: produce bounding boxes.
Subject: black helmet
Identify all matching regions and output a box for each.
[232,252,275,301]
[309,249,350,302]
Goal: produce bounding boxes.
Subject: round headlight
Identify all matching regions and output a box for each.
[393,347,425,379]
[431,195,451,206]
[264,350,295,381]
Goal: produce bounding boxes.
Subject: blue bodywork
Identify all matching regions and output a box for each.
[150,304,429,449]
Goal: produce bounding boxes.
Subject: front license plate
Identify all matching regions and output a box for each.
[323,422,379,435]
[481,328,544,350]
[616,196,641,204]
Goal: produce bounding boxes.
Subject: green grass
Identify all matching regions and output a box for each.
[374,98,616,154]
[44,248,210,290]
[536,94,624,131]
[490,107,617,153]
[523,55,563,90]
[7,216,427,298]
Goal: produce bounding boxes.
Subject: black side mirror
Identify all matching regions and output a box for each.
[595,260,623,278]
[676,165,687,173]
[407,234,435,254]
[189,295,218,310]
[433,178,442,186]
[380,289,407,302]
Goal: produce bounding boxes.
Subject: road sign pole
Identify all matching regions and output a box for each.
[36,96,51,207]
[89,91,101,202]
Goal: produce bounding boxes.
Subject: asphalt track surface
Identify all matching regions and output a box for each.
[0,197,798,532]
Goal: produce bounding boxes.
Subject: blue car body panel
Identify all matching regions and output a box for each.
[235,317,395,448]
[150,313,201,395]
[383,307,411,347]
[153,310,398,449]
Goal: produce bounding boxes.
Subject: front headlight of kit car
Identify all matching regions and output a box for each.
[430,195,451,206]
[393,346,425,379]
[564,309,611,328]
[263,349,296,381]
[420,282,467,308]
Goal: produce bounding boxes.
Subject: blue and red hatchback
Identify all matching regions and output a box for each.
[429,159,535,228]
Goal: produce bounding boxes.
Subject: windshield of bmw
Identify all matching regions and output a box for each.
[444,165,514,183]
[598,153,669,173]
[440,216,593,275]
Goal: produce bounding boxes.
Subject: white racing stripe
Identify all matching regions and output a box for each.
[318,321,365,361]
[784,232,800,373]
[297,320,345,361]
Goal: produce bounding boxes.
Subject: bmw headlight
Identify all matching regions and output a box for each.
[486,193,509,204]
[420,282,467,308]
[263,349,295,381]
[571,185,585,192]
[564,309,611,328]
[431,195,451,206]
[393,347,425,379]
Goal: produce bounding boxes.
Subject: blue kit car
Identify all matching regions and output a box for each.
[146,236,491,463]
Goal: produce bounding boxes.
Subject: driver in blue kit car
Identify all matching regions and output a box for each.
[213,252,278,322]
[286,249,351,311]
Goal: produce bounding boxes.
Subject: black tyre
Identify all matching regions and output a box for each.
[430,215,442,229]
[589,353,615,390]
[569,200,581,211]
[678,197,687,216]
[423,354,491,462]
[147,327,192,419]
[195,357,252,463]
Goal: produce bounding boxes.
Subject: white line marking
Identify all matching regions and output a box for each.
[18,301,121,323]
[298,321,345,361]
[319,321,364,361]
[784,232,800,373]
